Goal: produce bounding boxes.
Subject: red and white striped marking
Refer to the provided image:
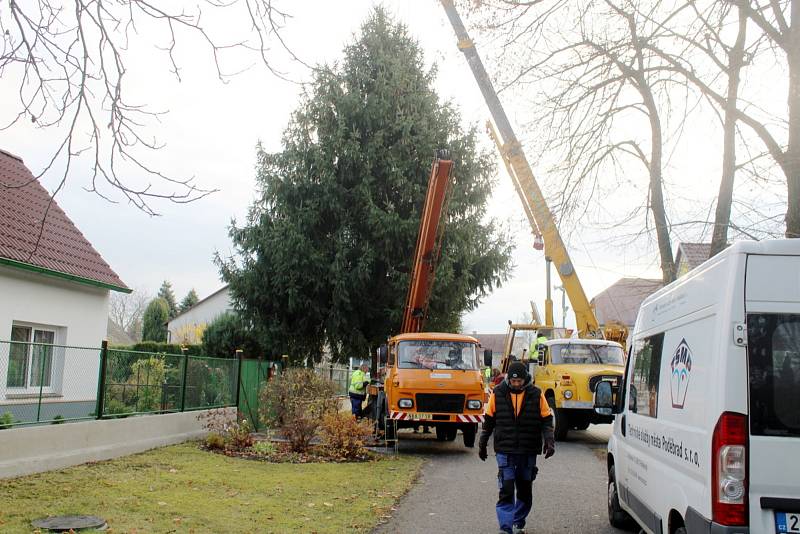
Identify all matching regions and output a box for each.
[456,414,484,423]
[389,411,410,420]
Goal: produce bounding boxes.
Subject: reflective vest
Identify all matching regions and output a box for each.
[349,369,368,395]
[530,336,547,356]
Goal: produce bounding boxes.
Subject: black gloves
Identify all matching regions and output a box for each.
[544,437,555,459]
[361,381,369,389]
[478,433,489,461]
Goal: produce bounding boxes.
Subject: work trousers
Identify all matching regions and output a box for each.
[496,452,538,533]
[349,392,366,417]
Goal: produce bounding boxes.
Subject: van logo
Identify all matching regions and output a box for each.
[670,338,693,409]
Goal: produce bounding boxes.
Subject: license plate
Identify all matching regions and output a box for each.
[408,413,432,421]
[776,512,800,533]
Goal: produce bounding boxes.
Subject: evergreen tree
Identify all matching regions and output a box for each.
[157,281,178,319]
[179,289,199,313]
[218,8,513,362]
[141,298,170,342]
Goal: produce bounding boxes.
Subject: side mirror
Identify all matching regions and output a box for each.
[483,349,493,367]
[378,345,388,365]
[593,381,616,415]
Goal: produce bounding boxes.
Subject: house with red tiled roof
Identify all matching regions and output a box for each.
[674,242,713,277]
[591,278,664,328]
[0,149,129,421]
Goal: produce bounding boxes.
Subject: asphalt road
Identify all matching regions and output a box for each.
[372,425,629,534]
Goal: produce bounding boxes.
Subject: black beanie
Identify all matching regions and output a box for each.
[507,361,528,379]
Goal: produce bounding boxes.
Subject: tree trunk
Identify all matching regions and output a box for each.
[787,0,800,238]
[641,88,676,283]
[712,6,747,255]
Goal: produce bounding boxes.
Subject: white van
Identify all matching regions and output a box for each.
[594,239,800,534]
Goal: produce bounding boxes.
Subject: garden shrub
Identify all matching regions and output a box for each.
[250,440,276,456]
[51,415,64,424]
[198,409,254,451]
[259,368,338,453]
[205,433,226,450]
[0,412,14,429]
[320,412,374,460]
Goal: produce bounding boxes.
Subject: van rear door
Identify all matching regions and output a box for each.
[746,254,800,534]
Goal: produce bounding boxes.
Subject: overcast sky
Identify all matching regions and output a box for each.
[2,1,787,333]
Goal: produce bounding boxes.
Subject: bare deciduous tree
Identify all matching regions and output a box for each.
[109,288,150,341]
[1,0,294,215]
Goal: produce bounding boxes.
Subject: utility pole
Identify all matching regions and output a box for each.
[554,286,569,328]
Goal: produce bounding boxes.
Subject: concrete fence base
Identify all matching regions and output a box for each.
[0,408,235,480]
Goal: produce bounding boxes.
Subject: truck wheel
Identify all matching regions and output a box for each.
[608,466,636,530]
[462,424,477,448]
[435,425,448,441]
[546,394,569,441]
[377,392,396,441]
[445,426,458,441]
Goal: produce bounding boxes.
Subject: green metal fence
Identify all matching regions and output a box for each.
[314,364,350,397]
[0,340,101,426]
[237,359,282,431]
[0,339,240,427]
[97,345,239,418]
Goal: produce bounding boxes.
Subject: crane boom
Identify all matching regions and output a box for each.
[440,0,602,338]
[401,152,454,333]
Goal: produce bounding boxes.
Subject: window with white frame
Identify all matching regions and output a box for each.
[7,325,56,389]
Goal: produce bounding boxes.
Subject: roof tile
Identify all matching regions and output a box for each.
[0,150,128,290]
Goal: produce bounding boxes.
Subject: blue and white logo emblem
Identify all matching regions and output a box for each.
[670,338,692,409]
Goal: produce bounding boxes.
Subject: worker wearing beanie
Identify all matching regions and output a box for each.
[479,361,555,534]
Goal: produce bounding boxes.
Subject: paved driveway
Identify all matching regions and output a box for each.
[372,426,630,534]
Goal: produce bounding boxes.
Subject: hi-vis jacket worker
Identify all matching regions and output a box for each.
[529,335,547,360]
[348,364,370,417]
[479,361,555,534]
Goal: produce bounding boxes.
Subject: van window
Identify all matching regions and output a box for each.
[748,314,800,437]
[629,333,664,418]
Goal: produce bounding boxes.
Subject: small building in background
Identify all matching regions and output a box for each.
[469,332,506,368]
[674,242,713,277]
[591,278,663,329]
[167,285,232,344]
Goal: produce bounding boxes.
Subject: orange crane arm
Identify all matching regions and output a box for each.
[401,152,454,334]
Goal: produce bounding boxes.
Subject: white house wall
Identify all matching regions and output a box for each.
[167,286,232,345]
[0,265,109,414]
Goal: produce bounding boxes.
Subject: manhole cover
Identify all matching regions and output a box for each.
[31,515,107,531]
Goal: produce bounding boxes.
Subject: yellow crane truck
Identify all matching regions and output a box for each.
[441,1,625,440]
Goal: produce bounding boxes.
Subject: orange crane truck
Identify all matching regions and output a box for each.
[367,151,491,447]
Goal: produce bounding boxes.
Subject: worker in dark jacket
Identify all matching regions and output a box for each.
[479,361,555,534]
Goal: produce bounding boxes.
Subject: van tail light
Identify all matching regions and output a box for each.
[712,412,748,526]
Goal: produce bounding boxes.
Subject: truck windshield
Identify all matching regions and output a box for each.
[398,341,478,370]
[550,344,624,365]
[748,313,800,438]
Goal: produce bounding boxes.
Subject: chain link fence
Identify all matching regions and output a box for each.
[315,364,351,396]
[0,340,240,428]
[0,340,101,426]
[99,348,238,417]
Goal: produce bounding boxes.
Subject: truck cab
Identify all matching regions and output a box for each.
[502,323,624,440]
[372,332,489,447]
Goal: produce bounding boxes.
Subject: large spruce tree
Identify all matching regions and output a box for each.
[218,9,513,362]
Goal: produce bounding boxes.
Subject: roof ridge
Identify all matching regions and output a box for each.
[0,149,24,163]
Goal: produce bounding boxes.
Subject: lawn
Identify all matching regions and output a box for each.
[0,443,423,533]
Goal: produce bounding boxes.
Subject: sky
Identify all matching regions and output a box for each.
[1,1,787,334]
